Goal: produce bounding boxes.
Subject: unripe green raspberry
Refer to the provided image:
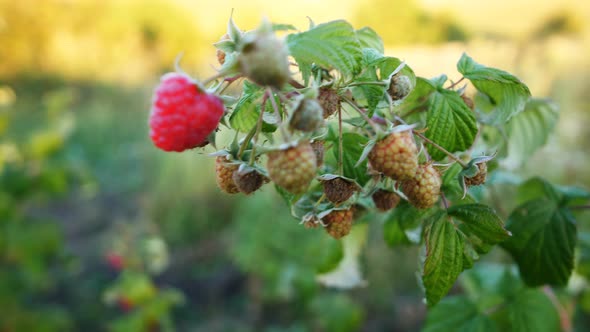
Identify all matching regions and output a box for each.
[238,22,290,88]
[267,142,317,194]
[401,163,441,209]
[289,98,324,132]
[388,74,412,100]
[368,131,419,181]
[323,209,354,239]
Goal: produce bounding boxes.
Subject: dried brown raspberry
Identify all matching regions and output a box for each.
[318,87,341,118]
[232,168,268,195]
[372,189,401,212]
[464,162,487,186]
[321,177,359,205]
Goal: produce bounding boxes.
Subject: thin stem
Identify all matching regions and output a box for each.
[446,77,465,90]
[414,131,468,168]
[217,76,242,95]
[347,81,387,87]
[249,95,268,165]
[203,72,226,85]
[314,193,326,208]
[441,192,450,209]
[237,124,257,159]
[543,286,572,332]
[288,79,305,89]
[569,204,590,210]
[338,106,344,175]
[341,95,381,135]
[267,87,290,142]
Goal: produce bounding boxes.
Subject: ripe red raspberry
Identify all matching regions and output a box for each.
[372,189,401,212]
[401,163,441,209]
[215,157,239,194]
[266,142,317,194]
[105,252,125,271]
[368,131,419,181]
[322,209,354,239]
[149,73,224,152]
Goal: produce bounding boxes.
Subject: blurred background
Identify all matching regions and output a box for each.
[1,0,589,331]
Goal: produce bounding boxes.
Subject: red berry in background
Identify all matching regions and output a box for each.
[149,73,224,152]
[117,297,134,313]
[105,252,125,271]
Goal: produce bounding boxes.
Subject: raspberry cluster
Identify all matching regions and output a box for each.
[147,18,489,240]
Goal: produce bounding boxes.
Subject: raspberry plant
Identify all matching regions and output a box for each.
[149,16,590,329]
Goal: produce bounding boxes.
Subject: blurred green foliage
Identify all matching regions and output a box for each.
[354,0,469,45]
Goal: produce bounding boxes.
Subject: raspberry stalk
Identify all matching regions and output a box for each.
[341,95,382,137]
[414,131,468,168]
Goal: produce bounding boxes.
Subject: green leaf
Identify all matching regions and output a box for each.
[502,199,576,286]
[516,177,561,205]
[441,163,469,201]
[353,54,416,116]
[576,232,590,279]
[384,201,436,246]
[360,47,383,66]
[396,77,436,118]
[422,212,464,306]
[447,204,511,245]
[425,89,478,160]
[352,65,384,116]
[377,57,415,83]
[287,20,362,83]
[332,133,370,186]
[457,53,531,125]
[423,296,498,332]
[460,263,523,300]
[355,27,383,53]
[509,289,560,332]
[503,98,558,169]
[229,82,276,133]
[272,23,297,31]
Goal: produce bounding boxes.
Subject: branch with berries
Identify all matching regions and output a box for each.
[147,15,584,314]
